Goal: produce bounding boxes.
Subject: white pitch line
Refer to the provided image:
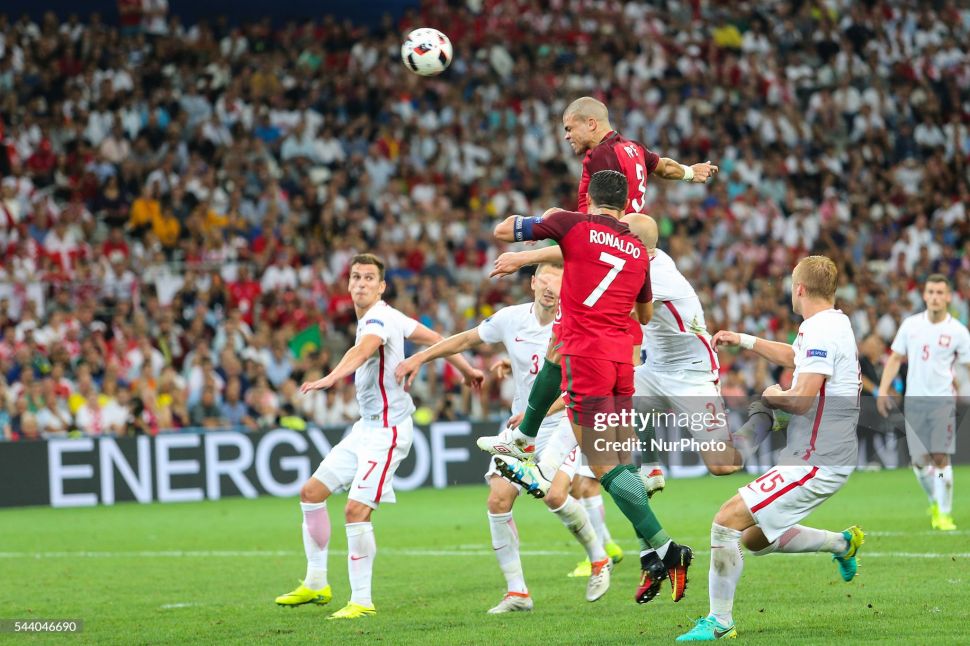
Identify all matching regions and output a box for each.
[159,603,198,609]
[0,549,966,559]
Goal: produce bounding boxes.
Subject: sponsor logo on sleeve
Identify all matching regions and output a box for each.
[806,348,827,358]
[365,319,385,327]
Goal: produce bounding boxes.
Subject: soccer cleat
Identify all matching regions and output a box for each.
[936,514,957,531]
[477,428,535,460]
[567,559,591,578]
[605,540,624,564]
[663,542,693,602]
[676,615,738,641]
[639,465,666,498]
[635,551,668,604]
[487,592,533,614]
[492,455,550,499]
[833,526,865,582]
[275,583,332,607]
[328,602,376,620]
[586,558,612,602]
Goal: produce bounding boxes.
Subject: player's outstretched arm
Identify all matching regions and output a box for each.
[490,246,563,278]
[762,373,826,415]
[876,351,905,417]
[653,157,719,183]
[635,301,653,324]
[300,334,383,393]
[712,330,795,368]
[405,324,484,388]
[396,328,484,386]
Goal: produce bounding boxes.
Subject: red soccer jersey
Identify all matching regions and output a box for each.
[515,210,651,364]
[577,131,660,214]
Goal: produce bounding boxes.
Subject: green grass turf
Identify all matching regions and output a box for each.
[1,467,968,645]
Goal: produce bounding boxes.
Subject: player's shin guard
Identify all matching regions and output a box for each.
[488,512,527,594]
[937,465,954,514]
[518,362,562,438]
[600,465,670,548]
[751,525,847,555]
[346,522,377,607]
[301,501,330,589]
[550,498,607,562]
[914,464,936,504]
[581,494,613,547]
[709,523,743,627]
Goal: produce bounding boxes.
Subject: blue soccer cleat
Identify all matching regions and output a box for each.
[833,526,865,582]
[676,615,737,641]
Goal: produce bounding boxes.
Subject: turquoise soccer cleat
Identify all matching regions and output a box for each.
[833,526,865,582]
[676,615,737,641]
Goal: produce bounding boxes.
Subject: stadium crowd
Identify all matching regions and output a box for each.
[0,0,968,441]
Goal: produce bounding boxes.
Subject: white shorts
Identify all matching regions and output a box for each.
[738,464,852,543]
[634,366,731,444]
[904,398,956,457]
[313,418,413,509]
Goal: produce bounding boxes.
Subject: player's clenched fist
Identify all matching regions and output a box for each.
[690,160,719,183]
[712,330,741,348]
[463,368,486,390]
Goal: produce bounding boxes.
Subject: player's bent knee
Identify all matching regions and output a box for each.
[741,526,771,552]
[300,478,329,503]
[487,479,516,514]
[707,463,742,476]
[345,500,374,523]
[543,485,568,509]
[713,495,751,529]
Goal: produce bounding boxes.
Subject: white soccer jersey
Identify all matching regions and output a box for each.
[890,312,970,397]
[786,309,861,466]
[642,249,718,376]
[478,302,563,430]
[354,301,419,427]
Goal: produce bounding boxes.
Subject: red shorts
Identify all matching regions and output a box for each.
[561,354,633,427]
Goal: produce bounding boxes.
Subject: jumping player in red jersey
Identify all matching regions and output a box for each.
[480,97,718,462]
[480,96,716,582]
[491,170,694,605]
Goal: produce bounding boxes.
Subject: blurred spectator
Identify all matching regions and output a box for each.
[0,1,968,441]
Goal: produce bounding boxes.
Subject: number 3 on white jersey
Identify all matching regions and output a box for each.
[583,252,626,307]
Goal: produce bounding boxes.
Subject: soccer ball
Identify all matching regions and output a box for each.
[401,28,453,76]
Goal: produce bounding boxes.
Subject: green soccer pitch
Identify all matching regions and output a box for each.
[2,467,967,645]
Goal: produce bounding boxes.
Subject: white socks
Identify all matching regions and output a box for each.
[751,525,847,556]
[488,512,527,594]
[300,501,330,590]
[709,523,743,627]
[346,522,377,607]
[914,465,936,504]
[550,497,607,562]
[937,465,954,514]
[581,494,614,546]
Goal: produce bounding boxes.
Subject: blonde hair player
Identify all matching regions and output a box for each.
[677,256,864,642]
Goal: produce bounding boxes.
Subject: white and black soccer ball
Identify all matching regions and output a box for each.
[401,27,453,76]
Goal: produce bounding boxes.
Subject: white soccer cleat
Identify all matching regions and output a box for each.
[586,558,612,602]
[476,428,535,461]
[639,464,665,497]
[487,592,533,614]
[492,455,550,499]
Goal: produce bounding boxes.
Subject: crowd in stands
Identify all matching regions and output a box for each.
[1,0,968,440]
